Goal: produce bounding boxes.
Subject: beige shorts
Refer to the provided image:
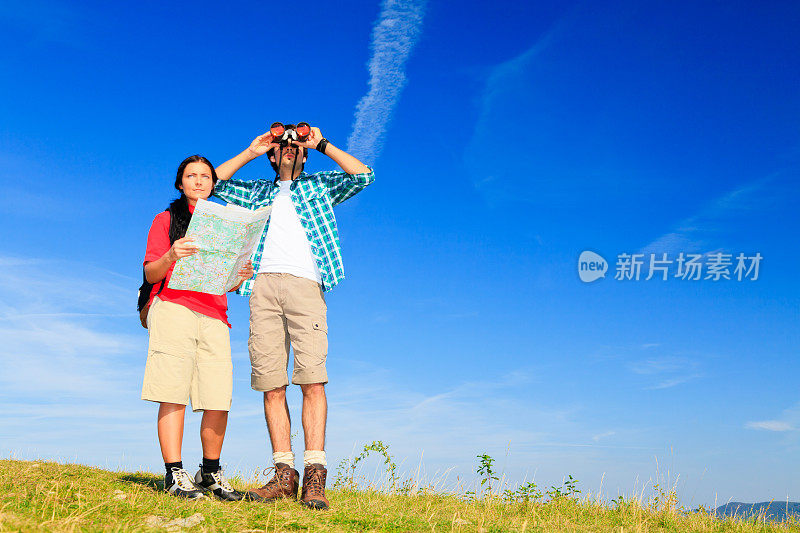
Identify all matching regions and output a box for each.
[249,273,328,392]
[141,297,233,412]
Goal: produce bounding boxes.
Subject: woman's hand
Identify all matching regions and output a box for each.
[248,132,277,157]
[167,237,199,262]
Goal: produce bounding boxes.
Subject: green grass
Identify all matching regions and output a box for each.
[1,459,798,532]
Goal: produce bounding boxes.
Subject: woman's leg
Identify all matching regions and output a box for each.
[158,402,186,463]
[200,410,229,460]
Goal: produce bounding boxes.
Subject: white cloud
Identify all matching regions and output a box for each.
[629,356,696,375]
[638,174,785,256]
[744,403,800,434]
[464,24,563,198]
[0,255,144,415]
[745,420,794,432]
[592,431,616,442]
[626,352,704,390]
[346,0,428,162]
[649,374,702,390]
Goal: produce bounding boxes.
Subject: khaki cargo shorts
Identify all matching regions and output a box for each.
[249,273,328,392]
[141,297,233,412]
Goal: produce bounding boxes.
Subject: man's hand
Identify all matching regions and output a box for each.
[248,132,278,157]
[291,126,323,151]
[238,259,254,280]
[230,260,254,291]
[167,237,199,262]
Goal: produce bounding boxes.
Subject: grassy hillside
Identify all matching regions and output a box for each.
[0,459,798,532]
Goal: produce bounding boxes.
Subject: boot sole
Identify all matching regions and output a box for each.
[301,499,329,510]
[245,491,298,503]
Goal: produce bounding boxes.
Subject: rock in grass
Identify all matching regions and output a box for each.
[112,490,126,501]
[164,513,205,529]
[144,514,205,530]
[144,515,164,527]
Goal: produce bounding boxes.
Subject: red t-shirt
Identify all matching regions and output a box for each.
[144,205,231,327]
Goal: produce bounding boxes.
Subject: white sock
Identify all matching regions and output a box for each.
[304,450,326,467]
[273,451,295,467]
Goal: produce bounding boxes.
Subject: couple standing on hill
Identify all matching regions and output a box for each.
[140,124,374,510]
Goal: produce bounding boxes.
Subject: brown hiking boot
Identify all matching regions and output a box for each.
[300,463,329,510]
[246,463,299,502]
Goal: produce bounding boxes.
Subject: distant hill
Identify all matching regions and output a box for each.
[713,502,800,522]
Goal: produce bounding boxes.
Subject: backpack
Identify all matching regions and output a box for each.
[137,205,181,328]
[137,273,165,328]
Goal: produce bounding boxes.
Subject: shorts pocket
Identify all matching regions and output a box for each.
[142,349,193,404]
[311,319,328,358]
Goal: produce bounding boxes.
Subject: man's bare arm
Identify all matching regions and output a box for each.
[293,127,369,175]
[321,142,370,175]
[216,132,277,181]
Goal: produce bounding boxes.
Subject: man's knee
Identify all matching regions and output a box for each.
[300,382,326,398]
[264,385,288,403]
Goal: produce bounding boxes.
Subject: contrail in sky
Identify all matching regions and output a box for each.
[346,0,427,162]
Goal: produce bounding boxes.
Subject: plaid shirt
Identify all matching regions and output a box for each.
[213,167,374,295]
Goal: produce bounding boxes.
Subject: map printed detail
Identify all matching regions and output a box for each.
[168,198,271,295]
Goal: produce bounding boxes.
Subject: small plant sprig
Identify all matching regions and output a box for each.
[546,475,580,502]
[503,481,543,503]
[649,482,679,513]
[476,453,499,496]
[333,440,398,492]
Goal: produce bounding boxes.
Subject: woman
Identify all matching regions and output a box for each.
[141,154,252,500]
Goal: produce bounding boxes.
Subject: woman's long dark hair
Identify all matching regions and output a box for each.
[166,155,218,244]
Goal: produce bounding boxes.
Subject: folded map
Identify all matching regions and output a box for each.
[168,198,271,295]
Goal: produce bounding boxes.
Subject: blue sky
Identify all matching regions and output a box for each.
[1,0,799,507]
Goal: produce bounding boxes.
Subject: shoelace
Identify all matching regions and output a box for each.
[260,466,279,488]
[305,468,325,497]
[211,469,234,492]
[261,466,293,488]
[171,467,197,491]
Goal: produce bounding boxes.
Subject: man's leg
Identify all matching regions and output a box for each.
[283,276,328,463]
[298,381,330,511]
[300,383,327,451]
[247,386,300,501]
[264,385,292,453]
[283,275,330,510]
[298,384,329,510]
[245,274,300,502]
[249,274,293,455]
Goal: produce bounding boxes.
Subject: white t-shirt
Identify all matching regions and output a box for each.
[258,180,322,284]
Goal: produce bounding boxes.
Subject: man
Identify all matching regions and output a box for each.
[214,124,374,510]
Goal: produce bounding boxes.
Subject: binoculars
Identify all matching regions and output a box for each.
[270,122,311,146]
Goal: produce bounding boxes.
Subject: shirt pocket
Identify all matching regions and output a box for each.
[299,184,328,203]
